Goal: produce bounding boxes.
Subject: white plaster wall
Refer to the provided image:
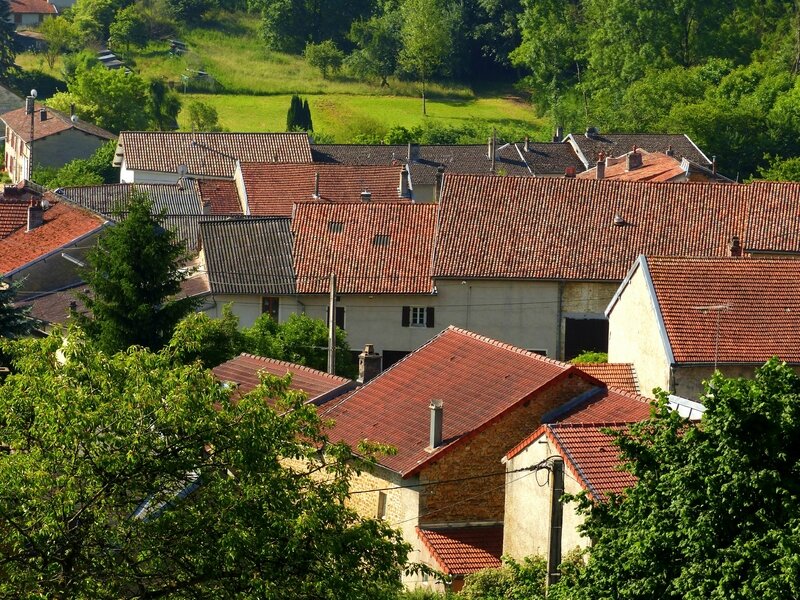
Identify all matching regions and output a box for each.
[120,163,181,184]
[503,435,587,562]
[607,266,672,397]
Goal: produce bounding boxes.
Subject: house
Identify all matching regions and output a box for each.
[233,162,412,216]
[502,386,652,575]
[58,181,232,252]
[607,255,800,400]
[432,176,800,360]
[564,128,712,171]
[212,353,356,405]
[576,148,732,183]
[515,138,585,178]
[320,326,606,591]
[7,0,57,27]
[0,192,109,293]
[114,132,313,183]
[1,104,116,184]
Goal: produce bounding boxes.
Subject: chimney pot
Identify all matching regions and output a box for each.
[626,148,642,171]
[596,153,606,180]
[429,399,443,449]
[398,167,410,198]
[358,344,382,384]
[729,235,742,257]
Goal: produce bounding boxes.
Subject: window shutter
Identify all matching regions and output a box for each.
[426,307,435,328]
[401,306,410,327]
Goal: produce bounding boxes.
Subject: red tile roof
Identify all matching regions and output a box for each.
[212,353,354,404]
[434,176,800,281]
[9,0,57,15]
[506,387,651,460]
[417,525,503,576]
[321,326,585,477]
[643,256,800,364]
[292,202,436,294]
[116,132,312,178]
[196,179,242,214]
[573,363,639,394]
[0,200,107,274]
[240,163,408,217]
[1,105,115,143]
[544,422,635,501]
[0,199,29,238]
[577,151,686,182]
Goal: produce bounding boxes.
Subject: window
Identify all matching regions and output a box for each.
[402,306,434,328]
[261,297,279,320]
[373,234,390,246]
[564,317,608,360]
[376,491,387,519]
[326,306,345,330]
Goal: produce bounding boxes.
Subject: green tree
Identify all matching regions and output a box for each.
[0,277,31,339]
[148,78,181,131]
[0,330,410,598]
[459,556,547,599]
[167,305,244,368]
[109,4,149,52]
[38,16,76,69]
[286,94,305,131]
[76,191,196,354]
[48,65,150,134]
[347,13,402,86]
[559,359,800,599]
[165,0,219,24]
[304,39,345,79]
[184,99,223,132]
[0,0,17,80]
[69,0,122,43]
[242,313,356,379]
[399,0,457,115]
[302,98,313,131]
[757,155,800,181]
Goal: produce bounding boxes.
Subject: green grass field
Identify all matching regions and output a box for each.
[14,11,547,141]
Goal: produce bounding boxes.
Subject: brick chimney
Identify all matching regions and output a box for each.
[357,344,382,384]
[398,167,410,198]
[429,399,443,449]
[626,147,642,171]
[39,108,47,121]
[564,166,576,178]
[27,199,44,231]
[596,152,606,180]
[729,235,742,257]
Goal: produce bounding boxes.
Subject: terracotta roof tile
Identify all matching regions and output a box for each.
[213,353,354,404]
[240,163,408,217]
[1,105,115,143]
[545,422,635,501]
[434,176,800,281]
[0,199,107,274]
[292,202,436,294]
[0,199,29,238]
[321,326,580,477]
[417,525,503,575]
[196,179,242,214]
[117,132,312,178]
[573,363,639,394]
[577,151,687,182]
[644,256,800,364]
[9,0,57,15]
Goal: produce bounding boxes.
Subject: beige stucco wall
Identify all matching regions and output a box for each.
[673,364,761,401]
[503,434,586,562]
[607,266,672,397]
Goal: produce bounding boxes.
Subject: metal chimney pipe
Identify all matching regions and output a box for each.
[429,400,443,448]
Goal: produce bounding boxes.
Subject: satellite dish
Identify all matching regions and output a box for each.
[177,164,188,177]
[70,114,78,124]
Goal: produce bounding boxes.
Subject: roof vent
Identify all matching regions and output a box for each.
[613,214,627,226]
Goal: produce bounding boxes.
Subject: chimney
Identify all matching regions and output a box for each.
[429,399,443,449]
[712,156,717,175]
[729,235,742,257]
[39,108,47,121]
[434,165,445,202]
[524,136,530,152]
[666,145,674,157]
[313,171,320,198]
[398,167,410,198]
[553,126,564,143]
[626,147,642,171]
[585,126,598,139]
[202,200,212,215]
[564,166,576,178]
[407,142,412,162]
[357,344,382,383]
[27,199,44,231]
[596,152,605,180]
[488,133,496,173]
[360,190,372,203]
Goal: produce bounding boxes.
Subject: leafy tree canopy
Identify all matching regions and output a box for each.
[184,99,224,132]
[559,359,800,599]
[0,276,32,339]
[76,190,196,354]
[0,330,410,598]
[304,40,345,79]
[0,0,16,81]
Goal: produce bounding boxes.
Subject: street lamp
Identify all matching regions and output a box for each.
[25,89,37,181]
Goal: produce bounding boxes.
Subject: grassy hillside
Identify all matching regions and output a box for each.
[14,11,547,141]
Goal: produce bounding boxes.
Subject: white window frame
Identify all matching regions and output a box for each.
[410,306,427,327]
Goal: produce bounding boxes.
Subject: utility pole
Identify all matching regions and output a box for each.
[327,272,336,375]
[25,89,37,181]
